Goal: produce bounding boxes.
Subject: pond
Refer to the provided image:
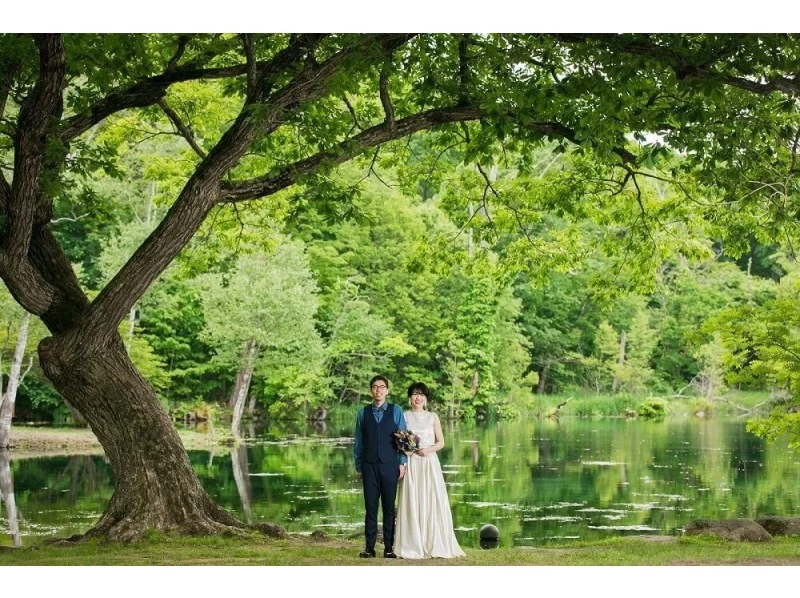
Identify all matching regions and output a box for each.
[3,416,800,548]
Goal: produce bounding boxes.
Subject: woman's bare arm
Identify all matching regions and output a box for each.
[417,414,445,456]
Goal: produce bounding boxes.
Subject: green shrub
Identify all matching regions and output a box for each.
[690,399,715,417]
[637,398,668,419]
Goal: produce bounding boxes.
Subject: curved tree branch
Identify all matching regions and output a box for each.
[79,34,415,341]
[220,106,484,203]
[379,58,395,128]
[6,34,65,265]
[58,34,330,142]
[342,95,363,134]
[165,35,194,72]
[241,33,257,99]
[554,33,800,96]
[158,99,207,159]
[220,106,636,204]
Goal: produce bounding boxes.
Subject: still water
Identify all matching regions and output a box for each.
[3,416,800,548]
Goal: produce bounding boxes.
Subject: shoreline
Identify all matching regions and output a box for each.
[7,425,219,459]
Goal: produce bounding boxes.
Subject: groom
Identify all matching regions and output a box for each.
[353,375,407,558]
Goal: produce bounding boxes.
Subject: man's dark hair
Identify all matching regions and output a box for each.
[407,381,431,398]
[370,375,389,389]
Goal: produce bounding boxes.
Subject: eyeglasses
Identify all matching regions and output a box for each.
[371,384,387,390]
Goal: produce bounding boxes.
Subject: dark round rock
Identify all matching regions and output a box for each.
[479,523,499,540]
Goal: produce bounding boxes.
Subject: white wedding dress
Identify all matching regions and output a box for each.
[395,410,465,559]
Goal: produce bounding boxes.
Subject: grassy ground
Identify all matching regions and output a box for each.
[2,533,800,566]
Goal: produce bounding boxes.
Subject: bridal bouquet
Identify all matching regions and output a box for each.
[391,430,420,454]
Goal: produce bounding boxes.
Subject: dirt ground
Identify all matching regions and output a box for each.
[8,425,218,458]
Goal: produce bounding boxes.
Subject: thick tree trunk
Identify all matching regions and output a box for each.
[0,34,415,544]
[0,450,21,546]
[230,339,258,438]
[38,330,243,541]
[0,312,30,449]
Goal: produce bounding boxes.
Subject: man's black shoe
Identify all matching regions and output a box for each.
[359,549,377,558]
[383,551,397,558]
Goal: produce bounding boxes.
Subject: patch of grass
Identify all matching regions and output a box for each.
[724,390,773,408]
[2,534,799,566]
[573,394,641,417]
[533,393,644,418]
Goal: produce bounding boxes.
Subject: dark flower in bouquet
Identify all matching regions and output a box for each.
[391,430,420,454]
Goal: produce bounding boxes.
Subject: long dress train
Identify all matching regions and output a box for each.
[395,410,465,559]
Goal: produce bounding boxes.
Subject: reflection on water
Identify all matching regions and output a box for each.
[3,416,800,547]
[1,451,21,547]
[231,444,253,525]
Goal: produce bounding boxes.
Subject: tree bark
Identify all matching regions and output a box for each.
[38,330,243,541]
[230,339,258,439]
[0,450,21,546]
[0,312,30,449]
[63,398,88,427]
[537,361,551,394]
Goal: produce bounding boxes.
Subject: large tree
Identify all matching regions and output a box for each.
[1,33,799,540]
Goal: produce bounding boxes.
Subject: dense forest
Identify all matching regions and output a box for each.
[1,136,791,424]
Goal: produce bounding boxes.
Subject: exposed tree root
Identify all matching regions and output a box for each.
[79,488,248,543]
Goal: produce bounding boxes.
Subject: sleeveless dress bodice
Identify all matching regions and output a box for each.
[405,410,436,448]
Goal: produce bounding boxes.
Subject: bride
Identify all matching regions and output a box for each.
[395,382,465,559]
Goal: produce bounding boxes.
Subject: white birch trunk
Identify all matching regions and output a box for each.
[0,313,31,449]
[0,451,22,546]
[125,305,136,353]
[230,339,258,439]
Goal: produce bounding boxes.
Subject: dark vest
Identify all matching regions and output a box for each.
[361,403,399,464]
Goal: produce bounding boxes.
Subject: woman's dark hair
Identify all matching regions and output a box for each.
[407,381,431,398]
